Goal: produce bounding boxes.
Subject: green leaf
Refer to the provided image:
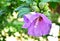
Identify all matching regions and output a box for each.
[0,10,3,16]
[40,0,50,2]
[0,10,5,16]
[40,0,60,2]
[51,0,60,2]
[49,2,57,9]
[17,7,30,18]
[15,5,29,11]
[26,0,33,4]
[20,0,26,2]
[20,0,33,4]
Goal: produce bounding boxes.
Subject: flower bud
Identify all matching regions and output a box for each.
[39,2,45,9]
[33,2,37,6]
[32,6,40,12]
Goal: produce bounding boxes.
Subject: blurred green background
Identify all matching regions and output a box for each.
[0,0,60,41]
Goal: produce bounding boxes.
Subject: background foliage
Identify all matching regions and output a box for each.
[0,0,60,41]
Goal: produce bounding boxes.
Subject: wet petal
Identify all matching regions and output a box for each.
[22,15,31,28]
[22,12,52,36]
[23,12,40,28]
[40,14,52,24]
[22,22,31,28]
[28,21,35,36]
[39,21,51,35]
[28,20,42,36]
[24,12,40,22]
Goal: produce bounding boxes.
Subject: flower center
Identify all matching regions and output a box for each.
[39,16,43,21]
[34,16,43,28]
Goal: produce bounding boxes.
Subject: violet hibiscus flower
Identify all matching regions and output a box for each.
[22,12,52,37]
